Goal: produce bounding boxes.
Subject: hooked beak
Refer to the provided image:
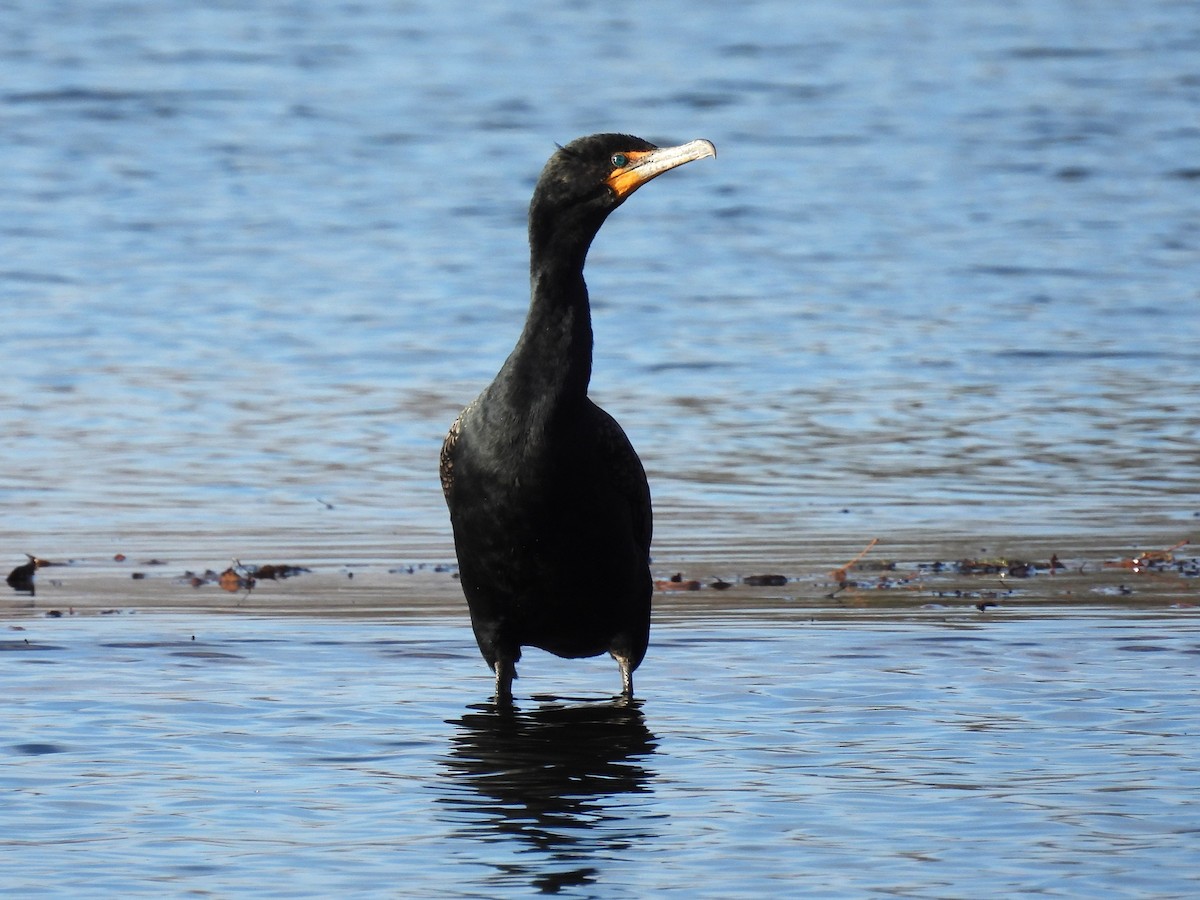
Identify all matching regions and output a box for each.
[605,139,717,200]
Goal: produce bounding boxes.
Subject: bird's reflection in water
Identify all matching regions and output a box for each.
[440,697,658,893]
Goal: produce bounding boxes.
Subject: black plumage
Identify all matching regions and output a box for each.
[440,133,715,701]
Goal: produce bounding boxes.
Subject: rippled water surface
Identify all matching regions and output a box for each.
[3,0,1200,895]
[3,0,1199,565]
[3,610,1199,897]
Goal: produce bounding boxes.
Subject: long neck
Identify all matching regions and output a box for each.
[495,240,594,420]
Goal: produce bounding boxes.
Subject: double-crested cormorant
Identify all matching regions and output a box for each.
[440,133,715,701]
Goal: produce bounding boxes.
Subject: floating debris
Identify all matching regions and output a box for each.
[249,564,311,580]
[655,573,701,592]
[828,538,880,594]
[178,561,312,592]
[744,574,788,587]
[6,555,48,596]
[957,558,1020,576]
[1104,539,1190,574]
[218,566,253,593]
[389,563,459,575]
[180,569,222,588]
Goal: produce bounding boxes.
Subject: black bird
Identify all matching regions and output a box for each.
[440,133,715,702]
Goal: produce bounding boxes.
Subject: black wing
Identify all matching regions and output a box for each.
[588,400,652,558]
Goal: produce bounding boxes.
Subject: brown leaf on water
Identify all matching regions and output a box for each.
[208,559,309,593]
[829,538,879,587]
[218,567,254,593]
[655,573,701,591]
[1103,539,1190,573]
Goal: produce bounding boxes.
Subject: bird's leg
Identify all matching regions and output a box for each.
[613,653,634,700]
[493,657,516,704]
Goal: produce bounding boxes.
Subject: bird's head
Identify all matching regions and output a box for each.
[529,133,716,259]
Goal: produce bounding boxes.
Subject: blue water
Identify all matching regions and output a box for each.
[3,0,1198,565]
[3,611,1199,897]
[3,1,1200,895]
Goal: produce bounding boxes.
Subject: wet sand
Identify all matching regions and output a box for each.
[6,532,1195,621]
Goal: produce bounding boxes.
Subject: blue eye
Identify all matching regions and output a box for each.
[611,153,629,168]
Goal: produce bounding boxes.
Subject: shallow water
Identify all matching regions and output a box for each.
[3,1,1200,895]
[3,610,1198,897]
